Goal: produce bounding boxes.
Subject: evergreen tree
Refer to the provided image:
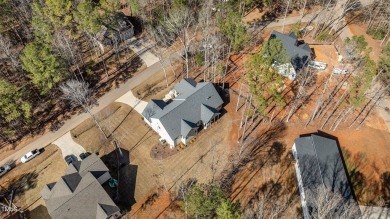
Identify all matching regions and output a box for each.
[74,1,101,34]
[99,0,121,19]
[216,199,241,219]
[43,0,73,30]
[20,41,66,94]
[128,0,140,16]
[31,1,54,44]
[378,42,390,93]
[218,10,248,52]
[183,184,240,218]
[0,80,31,122]
[260,39,290,65]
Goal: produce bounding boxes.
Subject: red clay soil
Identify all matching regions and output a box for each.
[348,23,385,62]
[129,191,184,219]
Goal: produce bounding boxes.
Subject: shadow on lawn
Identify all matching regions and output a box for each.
[102,148,138,212]
[219,121,287,194]
[6,171,39,197]
[24,204,50,219]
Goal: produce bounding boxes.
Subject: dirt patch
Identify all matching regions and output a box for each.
[348,23,385,62]
[243,8,266,24]
[0,144,66,217]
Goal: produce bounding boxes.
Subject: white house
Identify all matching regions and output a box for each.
[142,78,224,148]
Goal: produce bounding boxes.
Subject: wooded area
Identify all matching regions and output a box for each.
[1,0,389,218]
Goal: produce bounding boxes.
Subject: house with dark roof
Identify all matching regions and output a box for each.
[95,12,134,53]
[142,78,224,148]
[270,31,313,80]
[41,154,121,219]
[292,134,361,218]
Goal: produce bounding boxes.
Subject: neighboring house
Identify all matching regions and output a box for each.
[142,78,224,148]
[292,134,361,219]
[270,31,313,80]
[41,154,121,219]
[95,12,134,53]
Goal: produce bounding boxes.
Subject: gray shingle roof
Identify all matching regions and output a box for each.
[181,119,197,137]
[174,78,197,95]
[141,99,167,121]
[42,154,120,219]
[270,31,313,70]
[143,79,223,140]
[201,104,220,123]
[62,173,82,192]
[294,134,360,218]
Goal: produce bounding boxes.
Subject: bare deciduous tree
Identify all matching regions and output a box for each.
[0,34,21,70]
[306,185,361,219]
[162,5,197,78]
[60,79,108,140]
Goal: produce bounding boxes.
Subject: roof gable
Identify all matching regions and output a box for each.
[181,119,197,137]
[143,80,224,141]
[173,78,197,95]
[201,104,219,123]
[62,173,82,192]
[270,31,313,70]
[42,156,118,219]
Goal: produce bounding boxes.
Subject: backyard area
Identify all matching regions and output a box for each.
[70,96,233,218]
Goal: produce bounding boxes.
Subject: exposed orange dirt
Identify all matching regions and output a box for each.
[348,23,385,62]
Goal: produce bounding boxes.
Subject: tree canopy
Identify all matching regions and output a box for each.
[183,183,241,218]
[378,42,390,93]
[218,10,248,52]
[20,41,66,94]
[0,80,31,122]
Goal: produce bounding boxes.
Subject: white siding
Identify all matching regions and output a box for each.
[97,172,111,184]
[150,118,175,147]
[292,143,309,219]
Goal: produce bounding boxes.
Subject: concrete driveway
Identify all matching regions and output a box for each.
[53,132,86,160]
[115,90,148,114]
[129,38,159,67]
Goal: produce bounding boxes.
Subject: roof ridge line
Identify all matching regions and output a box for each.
[49,172,98,214]
[311,135,327,194]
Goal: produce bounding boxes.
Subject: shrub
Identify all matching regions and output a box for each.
[366,28,386,40]
[194,51,204,66]
[316,31,332,42]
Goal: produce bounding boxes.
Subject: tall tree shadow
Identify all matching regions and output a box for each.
[102,148,138,212]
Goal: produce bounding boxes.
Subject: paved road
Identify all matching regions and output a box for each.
[0,49,180,167]
[265,12,319,28]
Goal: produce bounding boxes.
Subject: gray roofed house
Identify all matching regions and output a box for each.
[142,78,224,148]
[292,134,361,219]
[269,31,313,80]
[95,12,134,53]
[41,154,121,219]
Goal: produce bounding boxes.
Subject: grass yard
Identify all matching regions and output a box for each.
[0,145,67,218]
[132,62,182,102]
[70,98,233,217]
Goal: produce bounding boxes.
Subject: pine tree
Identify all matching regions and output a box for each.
[216,198,242,219]
[20,41,66,94]
[378,42,390,93]
[127,0,140,16]
[0,80,31,122]
[74,1,101,34]
[218,10,248,52]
